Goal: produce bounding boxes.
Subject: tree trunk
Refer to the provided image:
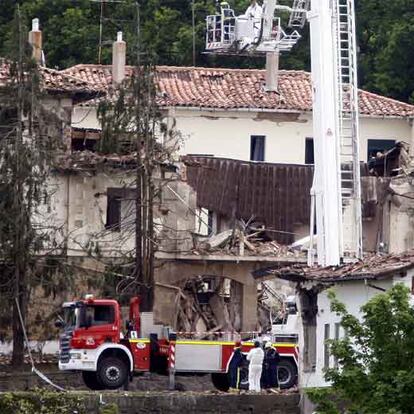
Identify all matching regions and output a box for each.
[11,273,27,367]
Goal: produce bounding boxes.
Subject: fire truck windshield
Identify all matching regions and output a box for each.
[63,305,81,329]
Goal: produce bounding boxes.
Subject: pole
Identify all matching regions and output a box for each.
[98,0,104,63]
[168,333,177,390]
[192,0,196,66]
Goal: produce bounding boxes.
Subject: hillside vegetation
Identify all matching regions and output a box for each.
[0,0,413,102]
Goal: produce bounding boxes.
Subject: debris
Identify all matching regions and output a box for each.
[209,295,232,332]
[199,230,233,250]
[192,222,300,259]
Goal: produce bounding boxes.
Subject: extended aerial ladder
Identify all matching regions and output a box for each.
[206,0,363,266]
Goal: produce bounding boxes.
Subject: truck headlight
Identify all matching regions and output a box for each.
[70,352,82,360]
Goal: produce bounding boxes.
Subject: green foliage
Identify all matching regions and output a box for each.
[309,284,414,414]
[306,388,341,414]
[0,8,68,364]
[99,403,120,414]
[0,390,86,414]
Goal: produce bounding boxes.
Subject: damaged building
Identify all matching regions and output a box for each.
[1,21,414,353]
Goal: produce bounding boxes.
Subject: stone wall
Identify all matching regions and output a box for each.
[83,393,300,414]
[0,390,300,414]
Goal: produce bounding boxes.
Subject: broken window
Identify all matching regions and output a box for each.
[106,188,136,232]
[71,128,101,152]
[106,188,122,231]
[367,139,396,160]
[250,135,265,161]
[305,137,314,164]
[299,288,318,373]
[71,138,98,152]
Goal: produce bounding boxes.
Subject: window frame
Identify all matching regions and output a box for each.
[367,139,396,160]
[250,135,266,162]
[305,137,314,164]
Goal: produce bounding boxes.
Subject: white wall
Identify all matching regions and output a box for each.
[299,270,414,389]
[47,171,197,258]
[73,106,412,164]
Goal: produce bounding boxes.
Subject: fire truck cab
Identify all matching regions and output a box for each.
[56,295,298,391]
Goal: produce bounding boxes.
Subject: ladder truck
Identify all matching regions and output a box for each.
[206,0,363,267]
[56,0,362,391]
[56,295,298,390]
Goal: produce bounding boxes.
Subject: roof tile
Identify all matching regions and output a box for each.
[61,64,414,117]
[0,59,102,101]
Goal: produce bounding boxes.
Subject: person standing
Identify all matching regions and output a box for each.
[246,340,264,392]
[228,341,244,392]
[262,341,280,390]
[243,0,263,19]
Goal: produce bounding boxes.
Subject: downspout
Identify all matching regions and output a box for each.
[65,174,70,255]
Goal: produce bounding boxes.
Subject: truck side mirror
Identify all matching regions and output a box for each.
[55,320,64,329]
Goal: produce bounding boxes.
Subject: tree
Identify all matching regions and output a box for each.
[0,9,66,366]
[96,23,181,310]
[308,284,414,414]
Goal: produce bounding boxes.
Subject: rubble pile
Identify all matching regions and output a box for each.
[173,277,284,338]
[192,227,301,258]
[174,278,242,339]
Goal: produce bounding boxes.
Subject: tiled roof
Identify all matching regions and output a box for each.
[256,250,414,283]
[61,64,414,118]
[0,59,102,102]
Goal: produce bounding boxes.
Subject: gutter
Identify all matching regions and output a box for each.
[168,106,304,115]
[77,102,414,120]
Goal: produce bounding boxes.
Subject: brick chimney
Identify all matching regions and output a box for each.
[112,32,126,85]
[28,18,43,65]
[264,51,279,92]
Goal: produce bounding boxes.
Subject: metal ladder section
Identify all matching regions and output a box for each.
[334,0,363,258]
[288,0,310,28]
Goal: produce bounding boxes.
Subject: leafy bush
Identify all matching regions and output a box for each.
[308,284,414,414]
[0,390,86,414]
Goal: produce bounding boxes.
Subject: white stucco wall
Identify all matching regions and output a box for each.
[298,269,414,389]
[72,106,412,164]
[46,170,197,258]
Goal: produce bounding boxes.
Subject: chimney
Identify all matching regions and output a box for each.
[28,18,43,65]
[112,31,126,85]
[264,51,279,92]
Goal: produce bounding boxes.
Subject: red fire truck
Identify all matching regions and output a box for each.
[56,295,298,391]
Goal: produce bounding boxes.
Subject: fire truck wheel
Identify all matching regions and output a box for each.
[211,373,230,392]
[277,359,298,389]
[82,371,104,390]
[97,357,128,389]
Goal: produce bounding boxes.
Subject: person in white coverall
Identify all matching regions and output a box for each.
[246,340,264,392]
[243,0,263,19]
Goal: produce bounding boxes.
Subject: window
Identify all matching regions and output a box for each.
[106,188,122,231]
[71,128,100,152]
[300,289,318,372]
[324,323,330,369]
[72,138,98,152]
[334,322,340,368]
[84,305,115,326]
[305,138,314,164]
[250,135,265,161]
[106,188,136,232]
[367,139,396,160]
